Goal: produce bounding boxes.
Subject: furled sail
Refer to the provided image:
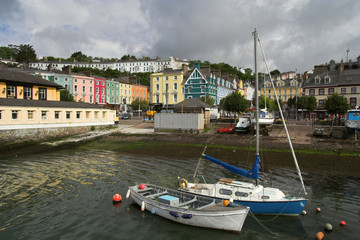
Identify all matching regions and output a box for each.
[203,155,259,179]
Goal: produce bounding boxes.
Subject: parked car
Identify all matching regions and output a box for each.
[121,113,131,120]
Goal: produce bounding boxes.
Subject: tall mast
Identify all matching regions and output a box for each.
[254,29,260,157]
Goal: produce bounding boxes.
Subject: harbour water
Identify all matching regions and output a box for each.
[0,143,359,240]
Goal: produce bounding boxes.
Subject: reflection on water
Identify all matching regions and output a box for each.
[0,147,359,240]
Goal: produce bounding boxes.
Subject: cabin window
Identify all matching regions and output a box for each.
[235,192,249,197]
[55,111,60,119]
[219,189,232,195]
[7,85,16,98]
[28,110,34,120]
[12,110,18,120]
[39,88,47,100]
[261,195,270,199]
[41,111,47,120]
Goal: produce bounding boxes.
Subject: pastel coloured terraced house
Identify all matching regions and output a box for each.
[72,74,95,103]
[150,68,186,107]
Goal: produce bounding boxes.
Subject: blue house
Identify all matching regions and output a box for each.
[183,63,217,102]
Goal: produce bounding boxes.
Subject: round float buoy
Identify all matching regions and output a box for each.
[315,232,324,240]
[301,210,307,215]
[325,223,333,231]
[141,201,145,211]
[112,194,122,202]
[140,184,145,190]
[316,207,321,213]
[126,189,130,199]
[340,220,346,226]
[178,178,189,189]
[223,200,230,207]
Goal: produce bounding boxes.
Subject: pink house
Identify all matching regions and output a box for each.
[72,74,95,103]
[93,76,106,105]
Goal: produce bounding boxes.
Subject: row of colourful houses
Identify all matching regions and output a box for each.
[31,68,149,112]
[0,68,116,132]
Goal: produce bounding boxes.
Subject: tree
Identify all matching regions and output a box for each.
[223,92,249,120]
[297,95,317,119]
[0,46,13,59]
[13,44,37,65]
[130,98,149,112]
[121,54,137,61]
[60,89,75,102]
[199,95,215,106]
[70,51,88,62]
[325,93,350,125]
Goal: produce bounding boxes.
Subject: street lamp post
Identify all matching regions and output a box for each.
[295,69,298,121]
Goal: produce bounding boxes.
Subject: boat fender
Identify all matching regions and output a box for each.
[151,208,156,214]
[169,211,179,218]
[141,201,145,211]
[126,189,130,199]
[182,214,192,219]
[179,178,189,189]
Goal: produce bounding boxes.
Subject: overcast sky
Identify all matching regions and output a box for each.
[1,0,360,73]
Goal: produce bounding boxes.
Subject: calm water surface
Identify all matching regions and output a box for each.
[0,145,359,240]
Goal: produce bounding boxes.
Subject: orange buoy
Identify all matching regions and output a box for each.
[316,207,321,213]
[340,220,346,226]
[315,232,324,240]
[112,194,122,202]
[140,184,145,190]
[223,200,230,207]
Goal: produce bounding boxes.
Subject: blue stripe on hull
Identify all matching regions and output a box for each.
[234,199,307,215]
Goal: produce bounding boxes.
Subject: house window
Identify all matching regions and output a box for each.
[74,85,78,92]
[55,111,60,119]
[90,87,93,92]
[156,84,159,91]
[341,88,346,94]
[102,111,106,118]
[76,111,81,119]
[83,86,85,92]
[318,100,324,107]
[65,78,68,82]
[351,87,356,94]
[86,111,90,119]
[188,87,192,93]
[350,98,357,108]
[201,86,205,93]
[83,80,85,84]
[39,88,47,100]
[41,111,47,120]
[319,89,324,95]
[66,111,71,119]
[28,110,34,120]
[324,75,331,83]
[328,88,334,95]
[102,88,105,94]
[7,85,16,98]
[309,89,315,96]
[75,79,78,83]
[165,76,169,81]
[174,76,178,80]
[173,93,178,103]
[55,77,58,81]
[95,111,99,119]
[24,87,32,99]
[315,76,321,84]
[156,95,159,103]
[173,83,177,90]
[12,110,18,120]
[0,110,2,120]
[156,77,159,81]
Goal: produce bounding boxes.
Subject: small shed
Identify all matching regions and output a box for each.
[173,98,211,124]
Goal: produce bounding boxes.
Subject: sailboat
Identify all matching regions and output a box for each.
[179,29,307,215]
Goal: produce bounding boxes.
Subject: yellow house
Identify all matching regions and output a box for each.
[0,69,62,101]
[261,72,301,103]
[150,68,185,106]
